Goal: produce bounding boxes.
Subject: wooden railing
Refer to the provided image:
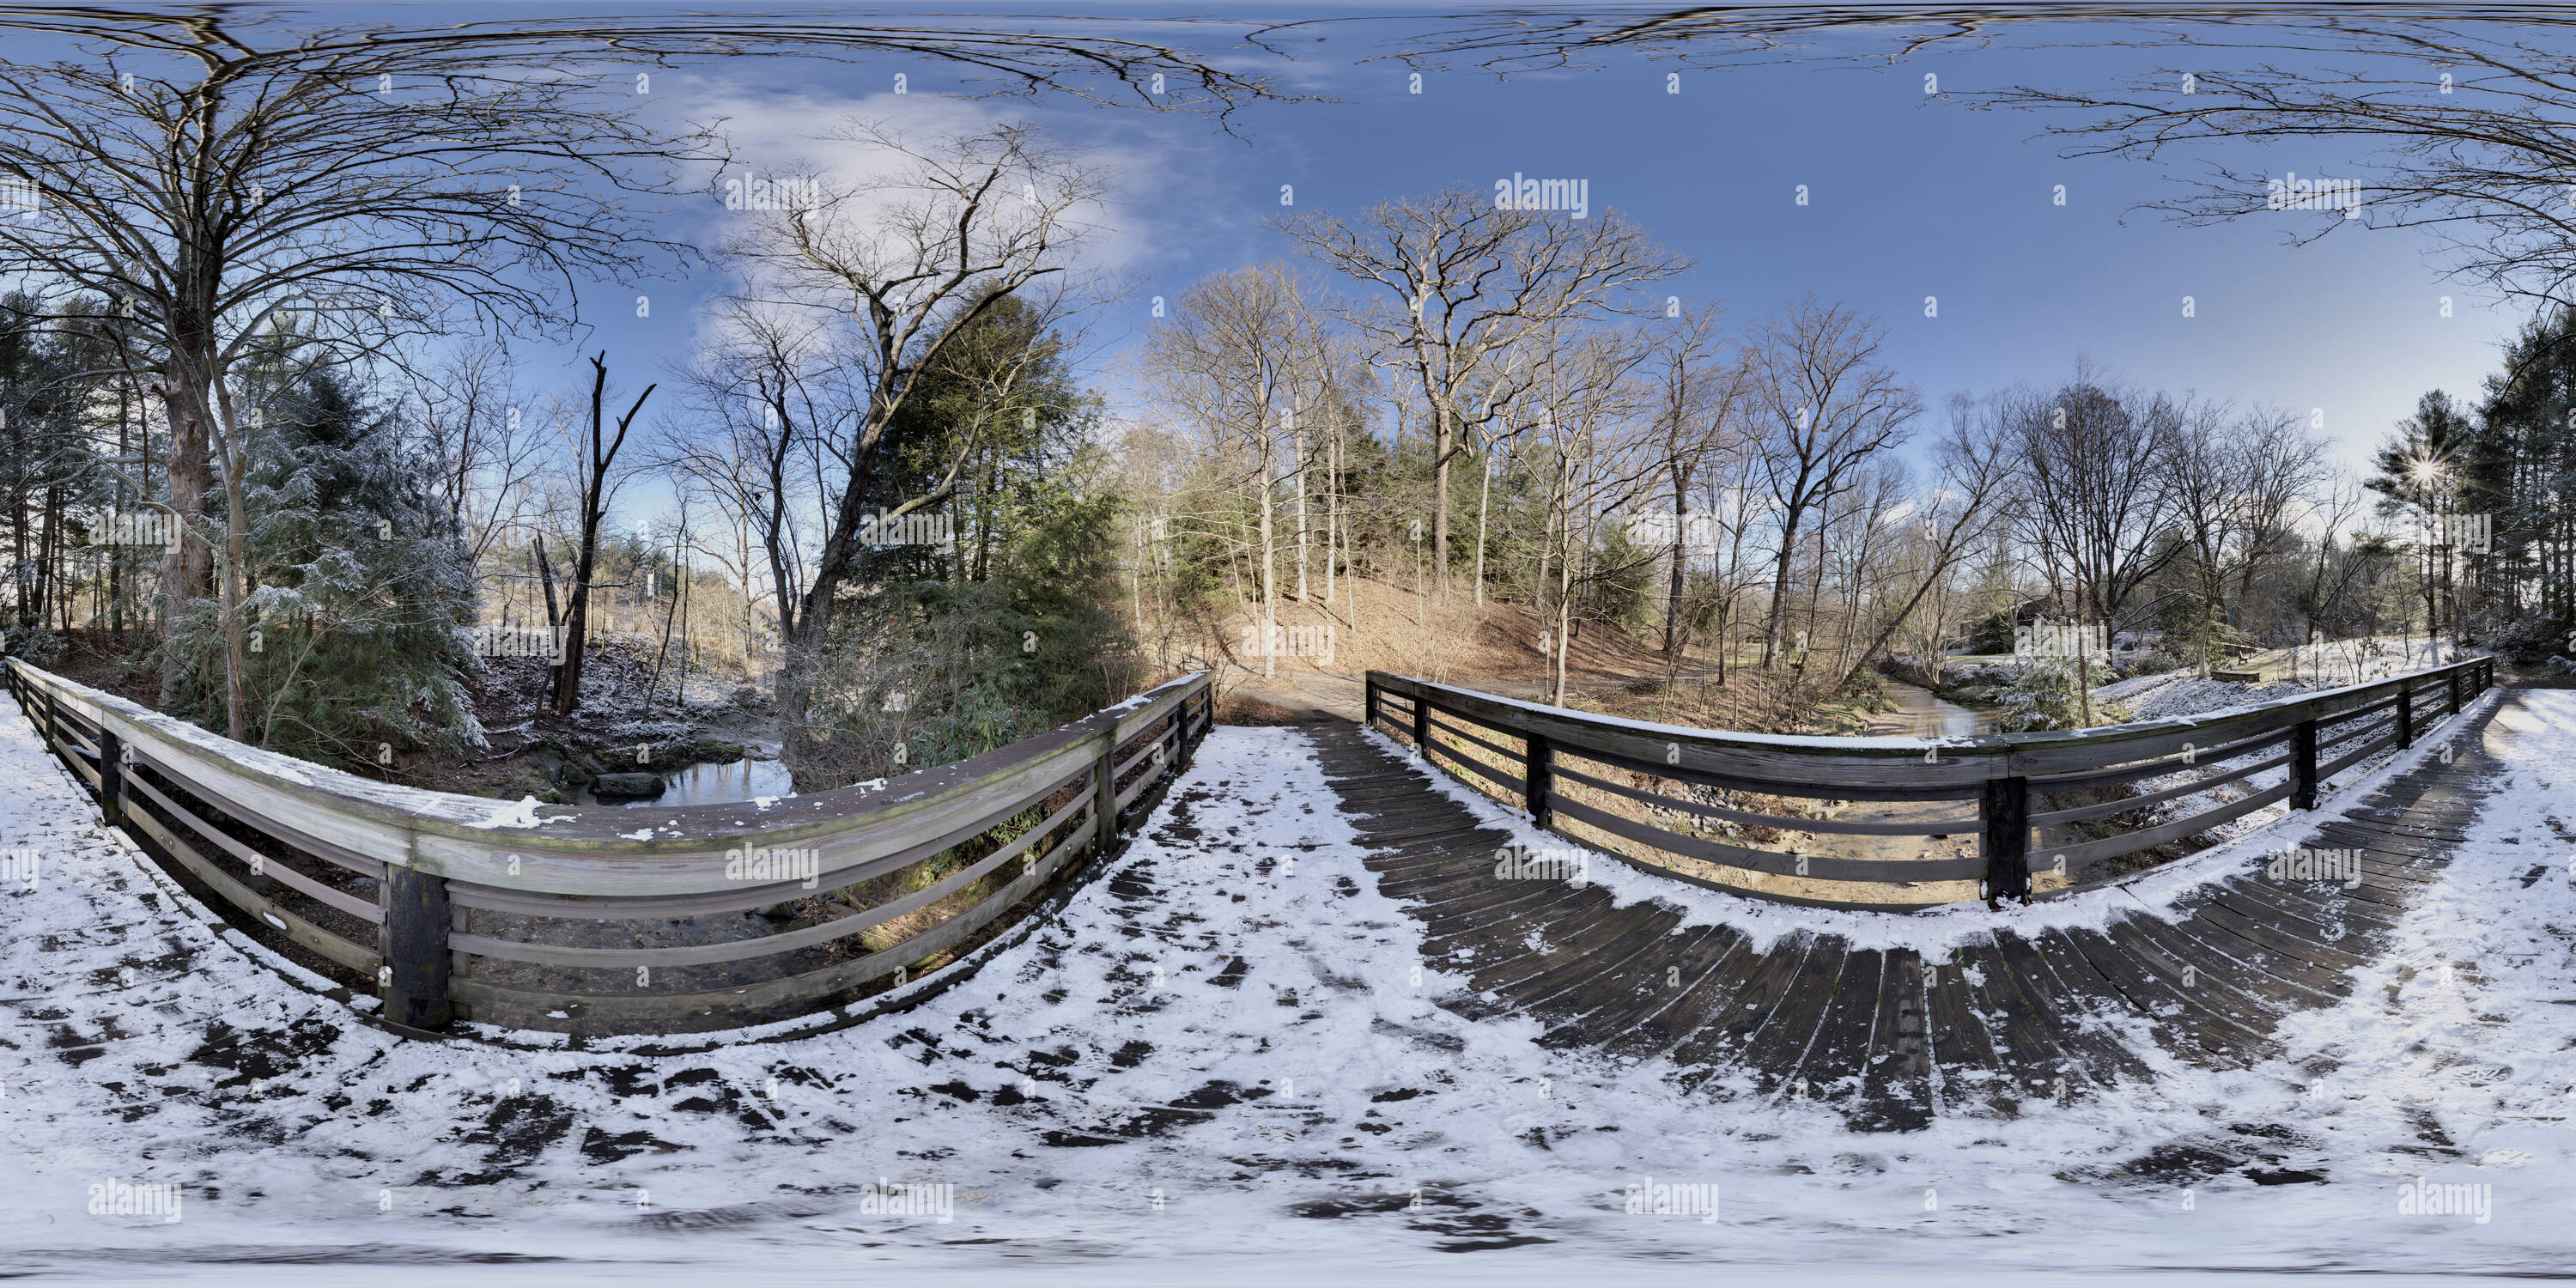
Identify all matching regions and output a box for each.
[1367,657,2494,911]
[5,658,1212,1036]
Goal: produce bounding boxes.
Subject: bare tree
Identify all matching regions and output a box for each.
[1643,298,1749,657]
[416,342,545,571]
[549,355,654,716]
[1841,392,2019,683]
[1522,323,1656,703]
[666,301,854,648]
[0,32,706,733]
[1139,264,1334,680]
[722,118,1105,754]
[2011,368,2184,721]
[1989,25,2576,314]
[1747,295,1922,669]
[1278,185,1685,601]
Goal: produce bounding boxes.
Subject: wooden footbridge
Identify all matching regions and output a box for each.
[1357,659,2500,1127]
[2,654,2505,1129]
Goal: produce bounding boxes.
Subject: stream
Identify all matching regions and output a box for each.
[573,751,796,807]
[1869,677,2002,738]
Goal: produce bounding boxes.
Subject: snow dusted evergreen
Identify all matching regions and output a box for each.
[162,362,484,767]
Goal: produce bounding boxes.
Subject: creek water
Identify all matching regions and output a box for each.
[575,755,796,807]
[1871,677,2002,738]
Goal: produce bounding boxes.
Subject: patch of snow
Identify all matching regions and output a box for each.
[0,683,2566,1279]
[463,795,547,829]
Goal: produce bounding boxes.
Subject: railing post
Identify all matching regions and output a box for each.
[1981,774,2031,904]
[2395,678,2413,749]
[1411,685,1429,757]
[1524,732,1552,829]
[1093,728,1120,856]
[1364,676,1379,732]
[98,729,124,825]
[41,685,58,760]
[2291,718,2319,811]
[380,866,453,1031]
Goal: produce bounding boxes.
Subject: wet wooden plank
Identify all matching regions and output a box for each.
[1988,932,2154,1089]
[1736,937,1853,1097]
[1668,935,1813,1091]
[1561,926,1748,1058]
[1953,936,2066,1101]
[1792,945,1886,1110]
[1851,947,1933,1131]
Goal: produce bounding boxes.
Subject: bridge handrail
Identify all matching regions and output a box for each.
[1366,656,2492,910]
[5,657,1212,1036]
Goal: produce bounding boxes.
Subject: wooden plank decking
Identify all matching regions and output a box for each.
[1309,696,2511,1132]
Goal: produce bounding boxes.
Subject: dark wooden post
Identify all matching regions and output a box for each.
[2290,718,2319,811]
[380,866,453,1030]
[41,686,58,759]
[1364,677,1379,732]
[1981,775,2031,904]
[1411,686,1429,757]
[1524,732,1553,829]
[98,729,124,825]
[1092,728,1121,856]
[2448,665,2462,717]
[2394,679,2413,749]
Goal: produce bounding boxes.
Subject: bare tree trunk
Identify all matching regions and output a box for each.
[1327,429,1340,606]
[1259,427,1277,680]
[1432,409,1452,602]
[1473,439,1493,609]
[553,355,654,717]
[155,378,215,709]
[1664,460,1691,655]
[1293,410,1308,601]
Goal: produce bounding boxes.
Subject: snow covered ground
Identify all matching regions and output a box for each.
[2,687,2572,1285]
[2096,639,2475,725]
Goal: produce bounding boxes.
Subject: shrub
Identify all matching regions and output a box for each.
[1993,657,2131,732]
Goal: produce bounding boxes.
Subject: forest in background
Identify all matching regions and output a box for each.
[0,16,2571,794]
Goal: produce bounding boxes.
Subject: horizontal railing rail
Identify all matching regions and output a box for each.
[6,658,1212,1036]
[1367,656,2493,911]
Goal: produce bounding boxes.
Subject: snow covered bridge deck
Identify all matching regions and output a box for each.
[3,663,2573,1274]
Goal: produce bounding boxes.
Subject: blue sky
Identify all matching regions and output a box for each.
[73,5,2524,491]
[517,9,2515,489]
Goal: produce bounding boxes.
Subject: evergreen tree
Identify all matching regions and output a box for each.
[165,360,483,768]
